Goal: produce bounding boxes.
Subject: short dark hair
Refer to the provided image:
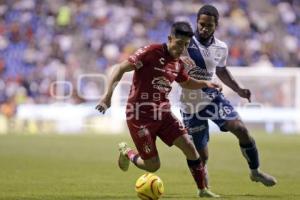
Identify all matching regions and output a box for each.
[171,21,194,38]
[197,4,219,25]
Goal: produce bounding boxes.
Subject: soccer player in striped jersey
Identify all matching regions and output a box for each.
[180,5,277,196]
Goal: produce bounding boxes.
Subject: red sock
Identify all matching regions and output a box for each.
[187,159,206,190]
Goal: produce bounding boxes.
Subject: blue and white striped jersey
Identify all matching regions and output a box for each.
[180,36,228,114]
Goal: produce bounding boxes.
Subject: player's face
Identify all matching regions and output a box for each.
[167,35,190,58]
[197,14,216,39]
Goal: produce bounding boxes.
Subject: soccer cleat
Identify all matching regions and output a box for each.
[118,142,131,171]
[250,170,277,187]
[199,188,220,198]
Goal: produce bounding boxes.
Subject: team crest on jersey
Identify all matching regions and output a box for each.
[143,143,152,154]
[215,49,222,58]
[137,126,150,138]
[152,76,171,93]
[202,49,210,57]
[214,49,223,62]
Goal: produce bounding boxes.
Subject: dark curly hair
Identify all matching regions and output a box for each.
[197,4,219,25]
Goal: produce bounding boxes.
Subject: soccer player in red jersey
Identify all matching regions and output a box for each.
[96,21,221,197]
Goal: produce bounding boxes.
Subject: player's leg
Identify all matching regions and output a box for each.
[211,94,277,186]
[199,146,209,187]
[223,119,277,186]
[172,134,219,197]
[118,121,161,172]
[118,142,160,172]
[223,119,258,168]
[158,113,219,198]
[181,111,210,187]
[195,145,209,188]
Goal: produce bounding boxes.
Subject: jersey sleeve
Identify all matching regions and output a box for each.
[175,62,189,83]
[217,45,228,68]
[127,45,151,70]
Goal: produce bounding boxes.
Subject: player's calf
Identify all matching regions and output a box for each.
[143,158,160,172]
[203,165,210,188]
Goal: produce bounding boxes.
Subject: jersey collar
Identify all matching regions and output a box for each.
[195,30,215,47]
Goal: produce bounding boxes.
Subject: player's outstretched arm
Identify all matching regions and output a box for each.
[216,66,251,102]
[179,77,222,91]
[95,61,134,114]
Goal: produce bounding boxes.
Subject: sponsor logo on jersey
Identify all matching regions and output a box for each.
[152,76,171,93]
[154,67,166,72]
[188,67,213,80]
[175,62,180,72]
[188,125,207,134]
[135,47,147,56]
[154,66,179,77]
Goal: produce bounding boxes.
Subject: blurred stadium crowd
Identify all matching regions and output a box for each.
[0,0,299,118]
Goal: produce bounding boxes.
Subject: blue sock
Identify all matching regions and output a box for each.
[240,140,260,170]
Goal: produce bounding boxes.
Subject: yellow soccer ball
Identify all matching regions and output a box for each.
[135,173,164,200]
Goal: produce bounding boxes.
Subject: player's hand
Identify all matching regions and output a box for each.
[95,97,111,114]
[237,88,251,102]
[206,81,223,92]
[180,56,196,67]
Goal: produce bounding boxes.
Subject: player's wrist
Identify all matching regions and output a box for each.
[234,86,242,93]
[203,80,210,88]
[102,93,112,101]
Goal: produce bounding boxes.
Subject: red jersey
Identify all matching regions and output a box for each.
[126,44,189,120]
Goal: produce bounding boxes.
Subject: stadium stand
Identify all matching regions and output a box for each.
[0,0,299,134]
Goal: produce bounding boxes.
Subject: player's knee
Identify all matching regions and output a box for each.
[235,125,252,143]
[147,162,160,172]
[185,141,199,159]
[200,154,208,163]
[197,148,208,163]
[236,124,248,135]
[174,134,199,160]
[183,146,198,160]
[144,158,161,172]
[227,121,251,141]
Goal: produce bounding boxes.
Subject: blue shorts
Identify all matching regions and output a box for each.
[181,93,239,150]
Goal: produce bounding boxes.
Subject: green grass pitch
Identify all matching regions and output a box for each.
[0,132,299,200]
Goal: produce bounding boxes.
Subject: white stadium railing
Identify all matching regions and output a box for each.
[0,67,299,135]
